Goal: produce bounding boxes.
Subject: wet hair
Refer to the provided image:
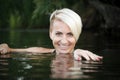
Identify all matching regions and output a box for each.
[50,8,82,41]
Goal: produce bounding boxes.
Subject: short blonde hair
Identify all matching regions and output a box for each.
[50,8,82,41]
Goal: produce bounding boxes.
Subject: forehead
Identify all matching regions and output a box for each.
[51,19,72,32]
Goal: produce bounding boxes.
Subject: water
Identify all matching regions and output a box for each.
[0,29,120,80]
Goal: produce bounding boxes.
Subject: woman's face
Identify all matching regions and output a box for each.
[50,19,76,54]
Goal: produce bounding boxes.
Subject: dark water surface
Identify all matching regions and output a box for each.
[0,29,120,80]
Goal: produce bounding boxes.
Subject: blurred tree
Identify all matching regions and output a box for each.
[0,0,120,37]
[30,0,67,28]
[0,0,34,29]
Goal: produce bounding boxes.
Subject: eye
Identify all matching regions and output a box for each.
[55,32,62,36]
[67,32,73,37]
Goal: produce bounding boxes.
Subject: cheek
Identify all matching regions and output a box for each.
[71,39,76,46]
[69,38,76,48]
[52,37,60,45]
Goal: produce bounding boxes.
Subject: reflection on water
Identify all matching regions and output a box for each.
[50,53,103,79]
[51,53,74,79]
[51,53,84,79]
[0,53,103,80]
[0,30,120,80]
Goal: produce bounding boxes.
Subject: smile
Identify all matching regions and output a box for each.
[59,45,69,50]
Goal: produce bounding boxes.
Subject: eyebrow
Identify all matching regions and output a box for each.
[55,31,62,33]
[56,31,72,33]
[67,32,73,34]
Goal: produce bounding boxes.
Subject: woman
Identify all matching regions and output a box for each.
[0,8,102,61]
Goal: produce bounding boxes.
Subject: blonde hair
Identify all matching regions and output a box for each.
[50,8,82,41]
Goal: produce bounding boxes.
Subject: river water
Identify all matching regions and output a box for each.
[0,29,120,80]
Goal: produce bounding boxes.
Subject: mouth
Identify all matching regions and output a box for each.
[59,45,69,50]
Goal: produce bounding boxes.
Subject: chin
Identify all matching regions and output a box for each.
[57,50,71,54]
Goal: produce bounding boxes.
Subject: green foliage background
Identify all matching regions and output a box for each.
[0,0,89,29]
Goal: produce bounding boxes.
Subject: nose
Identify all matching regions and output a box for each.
[60,36,68,45]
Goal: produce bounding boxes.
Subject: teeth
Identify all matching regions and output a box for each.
[59,45,68,49]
